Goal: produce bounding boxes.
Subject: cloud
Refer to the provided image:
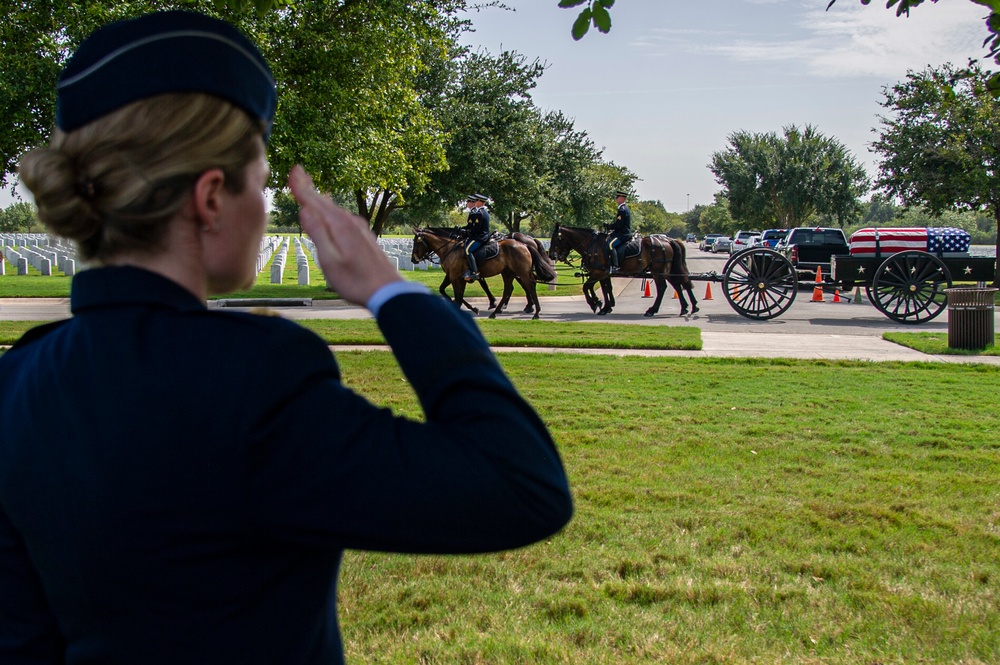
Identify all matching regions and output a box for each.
[633,0,989,80]
[801,1,988,78]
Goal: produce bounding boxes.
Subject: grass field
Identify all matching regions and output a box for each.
[0,319,701,350]
[334,352,1000,664]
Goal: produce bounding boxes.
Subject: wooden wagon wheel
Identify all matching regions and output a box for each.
[722,248,798,320]
[866,250,952,324]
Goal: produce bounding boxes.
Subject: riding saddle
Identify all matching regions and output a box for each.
[472,240,500,263]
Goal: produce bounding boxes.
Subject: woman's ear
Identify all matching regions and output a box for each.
[192,168,227,232]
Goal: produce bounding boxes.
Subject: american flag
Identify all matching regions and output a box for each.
[849,227,970,256]
[927,227,971,253]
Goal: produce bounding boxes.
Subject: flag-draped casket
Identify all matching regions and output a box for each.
[848,227,971,256]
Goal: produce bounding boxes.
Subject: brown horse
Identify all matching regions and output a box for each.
[411,228,556,319]
[412,229,552,315]
[548,224,698,317]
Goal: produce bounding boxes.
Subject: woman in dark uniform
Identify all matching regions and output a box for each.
[0,12,571,665]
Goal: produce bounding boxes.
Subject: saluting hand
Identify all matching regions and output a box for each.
[288,165,402,306]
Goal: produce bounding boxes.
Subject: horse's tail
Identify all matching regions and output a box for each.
[513,232,555,268]
[670,238,692,284]
[525,240,558,283]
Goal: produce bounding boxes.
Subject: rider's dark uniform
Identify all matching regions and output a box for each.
[463,194,491,281]
[607,192,631,273]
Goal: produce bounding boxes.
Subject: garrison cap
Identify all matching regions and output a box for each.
[56,11,277,140]
[614,190,628,198]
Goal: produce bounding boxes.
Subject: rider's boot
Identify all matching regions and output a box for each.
[608,249,620,274]
[463,253,479,282]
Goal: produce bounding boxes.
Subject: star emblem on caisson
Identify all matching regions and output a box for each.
[857,266,865,274]
[964,266,973,275]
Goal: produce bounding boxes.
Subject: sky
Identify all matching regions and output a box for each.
[457,0,990,212]
[2,0,989,212]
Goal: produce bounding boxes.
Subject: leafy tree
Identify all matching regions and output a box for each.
[698,193,734,236]
[0,201,37,233]
[709,124,869,230]
[0,0,465,236]
[557,0,615,40]
[680,203,708,237]
[861,193,901,226]
[871,62,1000,283]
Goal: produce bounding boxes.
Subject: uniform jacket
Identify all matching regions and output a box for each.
[609,203,631,238]
[0,266,572,665]
[463,206,491,243]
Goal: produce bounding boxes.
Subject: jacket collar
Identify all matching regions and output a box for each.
[71,265,207,315]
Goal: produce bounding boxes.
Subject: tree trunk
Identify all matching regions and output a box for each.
[353,189,398,237]
[370,191,397,237]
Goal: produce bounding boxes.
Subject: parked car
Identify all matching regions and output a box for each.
[734,233,761,252]
[699,233,722,251]
[758,228,789,249]
[730,230,761,254]
[712,236,733,253]
[686,233,697,243]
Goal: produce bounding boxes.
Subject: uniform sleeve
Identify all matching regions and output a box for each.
[0,506,65,664]
[244,294,572,554]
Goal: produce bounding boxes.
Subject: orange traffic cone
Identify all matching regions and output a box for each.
[642,279,652,298]
[810,266,825,302]
[672,288,679,299]
[704,283,714,300]
[832,290,842,303]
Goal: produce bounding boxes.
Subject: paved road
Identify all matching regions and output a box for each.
[2,249,998,364]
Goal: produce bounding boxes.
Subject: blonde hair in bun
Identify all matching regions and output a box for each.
[19,93,264,263]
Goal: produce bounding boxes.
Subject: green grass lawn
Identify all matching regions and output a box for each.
[885,331,1000,356]
[334,353,1000,664]
[0,318,701,350]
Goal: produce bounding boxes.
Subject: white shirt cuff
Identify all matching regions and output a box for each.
[366,280,430,318]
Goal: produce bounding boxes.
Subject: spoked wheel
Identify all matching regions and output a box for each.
[868,250,952,324]
[722,248,798,320]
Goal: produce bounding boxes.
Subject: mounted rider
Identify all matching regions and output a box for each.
[606,190,632,274]
[462,193,491,282]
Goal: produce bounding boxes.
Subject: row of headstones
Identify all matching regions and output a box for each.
[377,237,426,271]
[0,234,78,276]
[1,232,473,278]
[257,236,316,285]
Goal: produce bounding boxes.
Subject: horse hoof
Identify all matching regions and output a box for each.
[644,310,655,318]
[532,313,539,320]
[488,312,497,319]
[597,310,608,316]
[692,306,700,314]
[679,308,688,316]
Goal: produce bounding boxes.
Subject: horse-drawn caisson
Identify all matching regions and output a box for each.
[708,226,995,323]
[549,225,994,324]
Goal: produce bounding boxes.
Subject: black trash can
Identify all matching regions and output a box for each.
[945,286,998,350]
